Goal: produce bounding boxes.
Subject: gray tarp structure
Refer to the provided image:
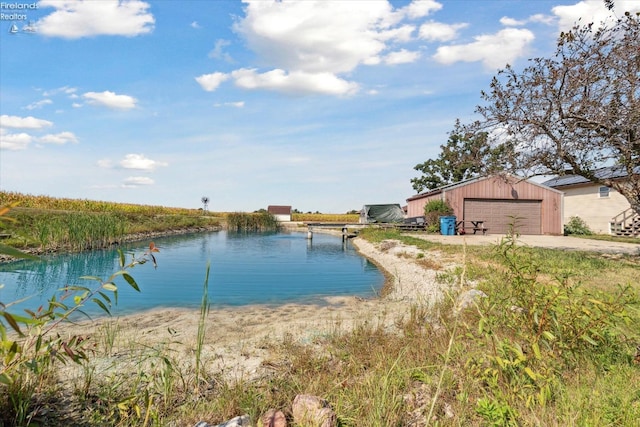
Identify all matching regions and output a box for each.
[360,204,405,224]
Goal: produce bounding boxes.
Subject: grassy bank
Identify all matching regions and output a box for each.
[1,223,638,425]
[1,207,222,253]
[0,191,225,252]
[0,191,365,252]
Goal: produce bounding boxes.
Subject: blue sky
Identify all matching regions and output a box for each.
[1,0,638,213]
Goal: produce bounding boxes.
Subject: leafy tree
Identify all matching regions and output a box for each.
[473,11,640,212]
[410,120,505,193]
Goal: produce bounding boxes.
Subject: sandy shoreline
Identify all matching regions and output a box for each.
[60,236,455,382]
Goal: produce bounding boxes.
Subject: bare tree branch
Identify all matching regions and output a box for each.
[472,12,640,212]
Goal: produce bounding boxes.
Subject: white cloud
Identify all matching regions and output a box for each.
[553,0,640,31]
[0,115,78,150]
[400,0,442,19]
[214,102,245,108]
[119,153,168,171]
[25,99,54,110]
[376,25,416,42]
[384,49,421,65]
[208,39,233,61]
[123,176,154,187]
[97,158,113,168]
[501,14,555,27]
[195,72,230,92]
[0,115,53,129]
[235,0,397,74]
[203,0,426,96]
[529,14,555,25]
[38,132,79,145]
[500,16,526,26]
[36,0,155,39]
[433,28,535,69]
[42,86,77,97]
[418,21,468,41]
[552,0,613,30]
[98,154,167,171]
[231,68,359,96]
[191,21,201,29]
[83,91,138,109]
[0,129,33,150]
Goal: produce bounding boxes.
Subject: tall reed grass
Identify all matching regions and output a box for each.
[30,212,126,251]
[195,262,210,394]
[9,211,127,251]
[226,212,280,232]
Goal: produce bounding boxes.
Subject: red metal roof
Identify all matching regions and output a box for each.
[267,205,292,215]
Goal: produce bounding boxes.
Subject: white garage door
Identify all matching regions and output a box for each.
[463,199,542,235]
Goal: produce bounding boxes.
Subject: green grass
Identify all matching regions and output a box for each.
[2,212,639,425]
[571,233,640,245]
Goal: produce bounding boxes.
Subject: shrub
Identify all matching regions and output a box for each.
[423,200,453,232]
[465,234,636,417]
[564,216,592,235]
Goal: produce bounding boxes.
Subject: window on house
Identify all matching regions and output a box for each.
[599,186,610,198]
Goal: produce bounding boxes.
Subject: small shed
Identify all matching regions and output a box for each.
[359,204,405,224]
[267,205,292,222]
[406,175,563,235]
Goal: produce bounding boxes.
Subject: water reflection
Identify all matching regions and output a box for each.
[1,249,119,299]
[0,231,384,316]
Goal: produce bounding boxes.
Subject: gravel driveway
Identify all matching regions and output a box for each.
[408,233,640,255]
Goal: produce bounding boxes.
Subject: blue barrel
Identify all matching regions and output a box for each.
[439,216,457,235]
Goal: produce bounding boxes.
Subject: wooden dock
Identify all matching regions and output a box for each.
[303,223,363,240]
[303,221,426,240]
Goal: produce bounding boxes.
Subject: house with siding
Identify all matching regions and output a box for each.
[542,166,640,236]
[406,175,563,235]
[267,205,292,222]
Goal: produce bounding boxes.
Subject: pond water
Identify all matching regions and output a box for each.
[0,231,384,317]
